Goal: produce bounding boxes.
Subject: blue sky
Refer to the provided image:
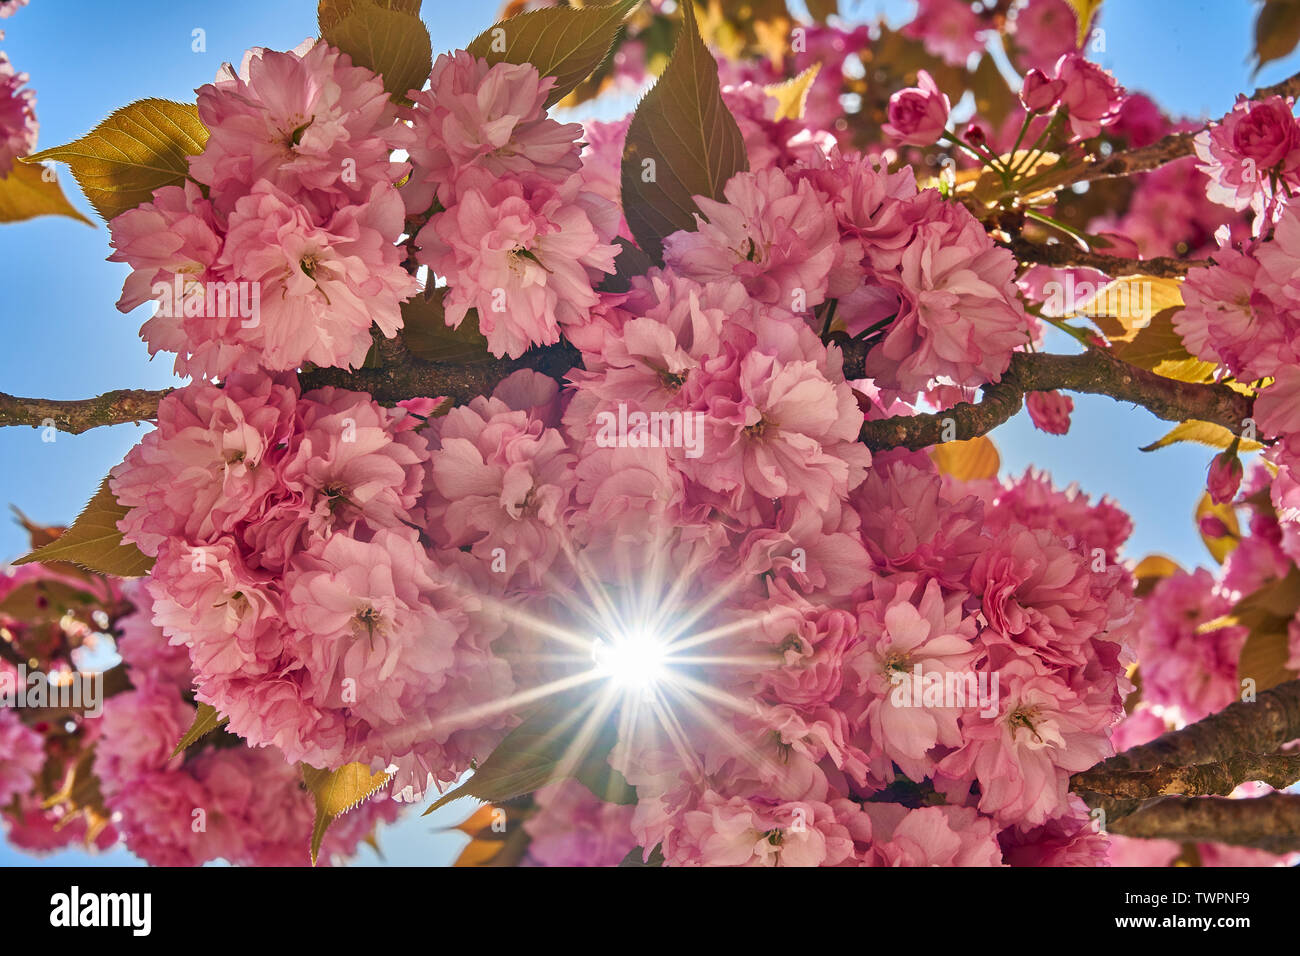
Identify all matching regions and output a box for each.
[0,0,1297,866]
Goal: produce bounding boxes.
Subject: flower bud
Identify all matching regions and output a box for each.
[1206,450,1243,505]
[883,70,951,147]
[1020,69,1064,113]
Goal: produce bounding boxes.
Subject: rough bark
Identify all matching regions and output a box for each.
[1087,679,1300,775]
[1006,238,1197,278]
[857,348,1254,451]
[1072,752,1300,800]
[1107,794,1300,854]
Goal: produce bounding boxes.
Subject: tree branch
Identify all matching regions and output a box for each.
[1006,67,1300,197]
[0,341,584,436]
[1089,679,1300,776]
[856,348,1254,451]
[0,388,170,435]
[1006,238,1196,278]
[1106,793,1300,854]
[1073,752,1300,800]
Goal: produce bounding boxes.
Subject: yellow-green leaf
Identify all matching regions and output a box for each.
[621,0,748,262]
[1196,490,1240,565]
[16,477,153,577]
[1132,554,1181,598]
[170,703,228,759]
[302,762,391,866]
[0,578,98,622]
[1253,0,1300,75]
[318,0,421,32]
[0,162,94,226]
[1063,0,1103,47]
[24,100,208,222]
[1078,276,1183,340]
[1141,420,1264,454]
[1109,308,1217,384]
[764,64,821,121]
[930,435,1000,482]
[400,287,494,364]
[1237,627,1297,693]
[319,0,432,101]
[468,0,641,109]
[969,54,1018,130]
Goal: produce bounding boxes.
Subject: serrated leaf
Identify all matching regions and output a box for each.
[468,0,641,109]
[16,477,153,578]
[1133,554,1181,598]
[1062,0,1103,47]
[1196,490,1240,564]
[423,694,633,815]
[318,0,421,32]
[1253,0,1300,75]
[170,703,228,759]
[0,162,94,226]
[621,0,748,262]
[320,0,432,101]
[930,435,1000,482]
[764,63,821,121]
[400,287,494,364]
[1140,420,1264,454]
[302,762,390,866]
[24,100,208,222]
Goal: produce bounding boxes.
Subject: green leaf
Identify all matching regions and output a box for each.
[170,703,229,759]
[400,287,494,364]
[16,477,153,578]
[621,0,748,262]
[319,0,432,102]
[1140,420,1264,454]
[598,237,654,294]
[619,844,665,866]
[423,694,634,815]
[468,0,642,109]
[302,762,391,866]
[1253,0,1300,75]
[0,163,94,226]
[24,99,208,222]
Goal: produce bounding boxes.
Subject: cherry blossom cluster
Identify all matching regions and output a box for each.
[405,51,620,358]
[0,20,36,177]
[109,41,416,378]
[87,26,1163,868]
[106,373,523,799]
[94,586,399,866]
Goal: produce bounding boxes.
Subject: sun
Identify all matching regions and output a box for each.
[591,625,671,692]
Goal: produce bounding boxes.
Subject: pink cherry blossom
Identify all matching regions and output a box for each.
[190,41,408,218]
[0,50,36,176]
